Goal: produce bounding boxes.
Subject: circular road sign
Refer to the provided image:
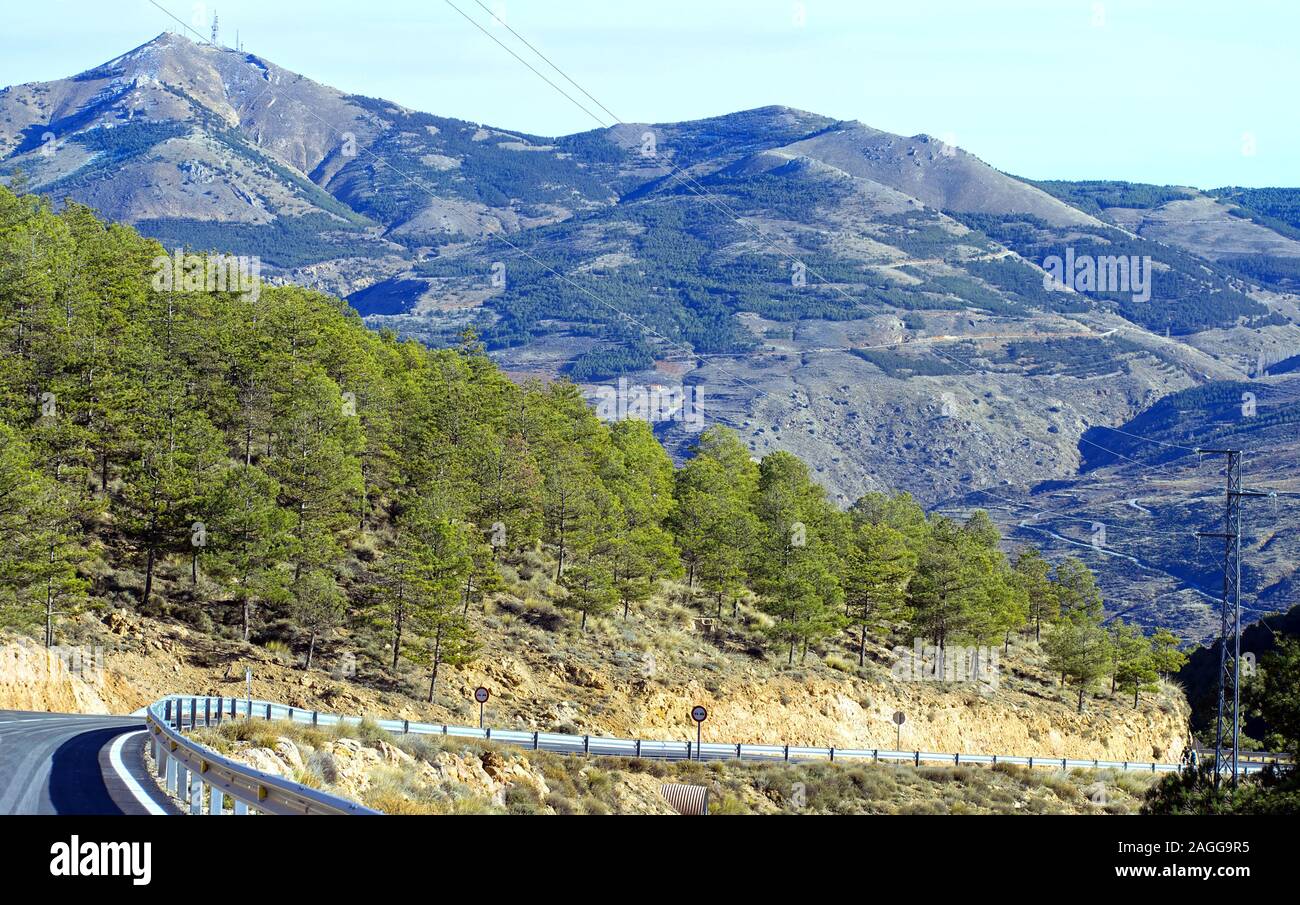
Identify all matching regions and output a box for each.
[474,686,490,704]
[892,711,906,726]
[691,705,708,723]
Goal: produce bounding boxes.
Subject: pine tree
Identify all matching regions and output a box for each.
[206,465,293,641]
[1012,546,1057,642]
[1245,638,1300,761]
[375,502,472,673]
[1053,557,1104,622]
[558,559,618,631]
[1112,622,1160,707]
[1045,610,1111,712]
[752,452,845,663]
[291,569,346,670]
[1150,628,1187,679]
[842,522,914,665]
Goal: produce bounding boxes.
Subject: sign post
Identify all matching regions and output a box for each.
[892,710,906,750]
[245,667,253,719]
[691,705,708,760]
[474,686,490,729]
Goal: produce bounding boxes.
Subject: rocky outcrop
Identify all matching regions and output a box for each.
[0,636,110,714]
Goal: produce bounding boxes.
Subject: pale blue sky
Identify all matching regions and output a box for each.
[3,0,1295,187]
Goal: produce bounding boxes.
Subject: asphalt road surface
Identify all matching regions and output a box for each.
[0,711,178,815]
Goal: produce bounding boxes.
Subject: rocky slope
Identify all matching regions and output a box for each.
[184,717,1157,815]
[4,33,1297,633]
[0,597,1189,766]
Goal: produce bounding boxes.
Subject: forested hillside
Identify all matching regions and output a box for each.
[0,187,1182,711]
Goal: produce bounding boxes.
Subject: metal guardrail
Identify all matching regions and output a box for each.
[145,696,380,815]
[1193,744,1293,765]
[146,694,1282,816]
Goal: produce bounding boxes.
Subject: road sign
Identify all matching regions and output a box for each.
[474,687,490,704]
[690,705,707,761]
[892,710,905,751]
[892,711,906,725]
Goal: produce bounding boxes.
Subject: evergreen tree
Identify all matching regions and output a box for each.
[207,465,293,641]
[1012,546,1057,642]
[751,452,845,663]
[842,522,914,665]
[291,569,346,670]
[1045,610,1112,712]
[1150,628,1188,679]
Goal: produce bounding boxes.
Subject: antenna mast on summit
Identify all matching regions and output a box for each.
[211,11,219,46]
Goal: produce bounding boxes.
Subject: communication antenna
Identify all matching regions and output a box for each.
[211,11,219,46]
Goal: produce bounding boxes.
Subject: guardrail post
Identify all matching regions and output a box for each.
[190,697,197,730]
[164,699,173,726]
[233,799,248,815]
[486,728,492,740]
[992,755,997,765]
[155,739,167,778]
[403,720,409,734]
[264,703,271,721]
[914,751,920,767]
[829,747,835,762]
[209,787,223,815]
[189,773,203,815]
[736,744,742,761]
[166,756,179,794]
[634,738,640,758]
[783,745,789,762]
[1061,758,1067,770]
[686,741,692,761]
[288,708,294,722]
[873,749,878,763]
[312,710,319,727]
[1028,757,1034,769]
[1123,761,1128,770]
[1151,762,1156,773]
[204,698,211,727]
[534,732,541,751]
[583,735,590,756]
[954,753,960,765]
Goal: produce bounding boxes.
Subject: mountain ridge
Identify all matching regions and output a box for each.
[3,32,1299,641]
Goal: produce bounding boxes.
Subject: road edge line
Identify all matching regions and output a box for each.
[108,730,168,815]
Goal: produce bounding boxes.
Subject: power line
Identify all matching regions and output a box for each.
[140,1,1290,620]
[452,0,1237,489]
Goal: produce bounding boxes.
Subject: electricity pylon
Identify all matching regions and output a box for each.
[1196,449,1268,789]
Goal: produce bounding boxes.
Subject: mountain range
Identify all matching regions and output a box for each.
[3,32,1298,640]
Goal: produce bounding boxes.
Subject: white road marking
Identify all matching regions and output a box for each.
[108,730,167,815]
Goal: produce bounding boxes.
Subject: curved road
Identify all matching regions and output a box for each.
[0,711,178,815]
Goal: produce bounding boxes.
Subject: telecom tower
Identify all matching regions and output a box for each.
[211,12,219,46]
[1196,449,1268,788]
